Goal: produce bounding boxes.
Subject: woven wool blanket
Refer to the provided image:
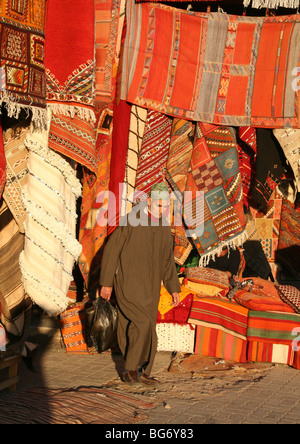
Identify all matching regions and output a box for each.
[121,0,300,128]
[20,120,82,316]
[0,0,47,128]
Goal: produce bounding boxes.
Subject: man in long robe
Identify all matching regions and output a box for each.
[99,183,180,386]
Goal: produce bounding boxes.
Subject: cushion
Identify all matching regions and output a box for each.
[276,285,300,314]
[233,278,295,313]
[184,267,230,295]
[157,285,194,324]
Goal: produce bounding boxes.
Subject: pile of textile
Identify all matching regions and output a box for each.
[0,0,299,361]
[168,265,300,370]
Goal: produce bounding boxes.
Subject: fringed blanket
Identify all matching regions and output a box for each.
[45,0,95,122]
[0,120,5,198]
[0,200,32,355]
[3,125,30,232]
[167,123,247,266]
[20,121,82,316]
[121,0,300,128]
[45,0,97,176]
[0,0,47,128]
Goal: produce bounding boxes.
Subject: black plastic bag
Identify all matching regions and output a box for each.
[85,295,118,354]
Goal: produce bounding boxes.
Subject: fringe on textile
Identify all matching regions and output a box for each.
[198,230,248,267]
[243,0,299,8]
[0,91,48,130]
[47,103,96,124]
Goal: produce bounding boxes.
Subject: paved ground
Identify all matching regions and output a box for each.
[1,321,300,426]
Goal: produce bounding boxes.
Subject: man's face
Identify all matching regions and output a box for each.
[148,198,170,219]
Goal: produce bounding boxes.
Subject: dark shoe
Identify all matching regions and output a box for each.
[122,370,140,385]
[138,373,160,386]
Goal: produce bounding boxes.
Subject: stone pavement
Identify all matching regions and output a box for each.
[1,324,300,425]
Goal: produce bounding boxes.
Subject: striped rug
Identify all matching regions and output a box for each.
[0,386,156,424]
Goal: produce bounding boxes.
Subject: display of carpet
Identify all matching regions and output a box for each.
[0,0,47,128]
[121,0,300,128]
[19,120,82,316]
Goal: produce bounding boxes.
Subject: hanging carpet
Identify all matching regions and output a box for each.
[45,0,97,175]
[2,124,30,232]
[0,0,47,128]
[273,128,300,194]
[134,109,172,201]
[237,127,257,209]
[45,0,95,122]
[121,0,300,128]
[19,121,82,316]
[167,123,247,266]
[121,104,147,216]
[78,0,126,283]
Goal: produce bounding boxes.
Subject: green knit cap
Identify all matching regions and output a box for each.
[149,182,170,201]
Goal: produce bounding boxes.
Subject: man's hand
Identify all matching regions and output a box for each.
[98,286,113,301]
[171,292,180,307]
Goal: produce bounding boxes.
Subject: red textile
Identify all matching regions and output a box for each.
[45,0,95,117]
[107,100,131,234]
[0,120,5,199]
